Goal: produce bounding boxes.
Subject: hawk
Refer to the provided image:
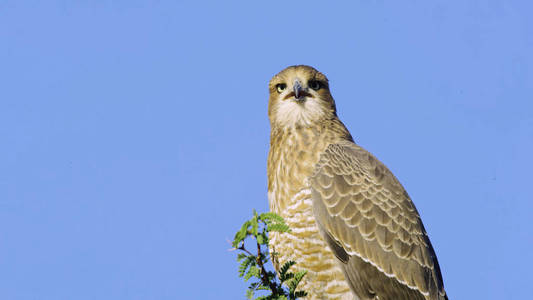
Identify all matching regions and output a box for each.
[267,65,448,300]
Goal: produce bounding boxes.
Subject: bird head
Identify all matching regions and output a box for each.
[268,65,337,128]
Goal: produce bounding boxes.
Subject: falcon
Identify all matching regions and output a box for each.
[267,65,448,300]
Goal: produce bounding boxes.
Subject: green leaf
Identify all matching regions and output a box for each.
[244,265,260,281]
[239,256,255,277]
[259,212,284,223]
[267,223,290,233]
[257,234,265,245]
[287,270,307,293]
[294,270,307,281]
[250,215,259,236]
[279,261,296,282]
[280,261,295,275]
[233,220,251,247]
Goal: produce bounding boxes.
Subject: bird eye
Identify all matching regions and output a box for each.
[276,83,287,93]
[308,80,321,91]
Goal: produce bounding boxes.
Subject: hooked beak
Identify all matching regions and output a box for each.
[293,80,303,100]
[282,79,312,101]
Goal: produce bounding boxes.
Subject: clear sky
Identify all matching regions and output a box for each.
[1,1,532,299]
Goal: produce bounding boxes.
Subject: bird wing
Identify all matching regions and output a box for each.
[309,142,447,300]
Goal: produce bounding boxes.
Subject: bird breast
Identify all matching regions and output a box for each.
[269,188,354,300]
[267,126,354,299]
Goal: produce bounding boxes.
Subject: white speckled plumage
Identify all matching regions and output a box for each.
[269,188,354,299]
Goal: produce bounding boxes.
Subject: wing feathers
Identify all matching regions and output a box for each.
[310,142,447,300]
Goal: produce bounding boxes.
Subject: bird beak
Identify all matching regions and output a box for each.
[293,80,303,101]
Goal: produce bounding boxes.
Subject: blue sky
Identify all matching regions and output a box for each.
[1,1,532,299]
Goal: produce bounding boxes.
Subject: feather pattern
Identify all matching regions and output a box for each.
[310,141,447,300]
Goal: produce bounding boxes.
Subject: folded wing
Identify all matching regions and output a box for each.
[309,142,447,300]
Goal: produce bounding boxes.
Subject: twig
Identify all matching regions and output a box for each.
[256,239,279,297]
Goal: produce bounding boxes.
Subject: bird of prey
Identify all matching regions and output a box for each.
[267,65,448,300]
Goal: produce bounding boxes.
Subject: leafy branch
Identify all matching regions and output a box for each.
[232,210,308,300]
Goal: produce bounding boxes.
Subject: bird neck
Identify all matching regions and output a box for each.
[269,117,353,149]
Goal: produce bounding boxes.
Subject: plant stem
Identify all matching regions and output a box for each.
[256,235,279,297]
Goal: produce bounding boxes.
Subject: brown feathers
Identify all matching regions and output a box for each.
[310,142,447,299]
[267,65,447,300]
